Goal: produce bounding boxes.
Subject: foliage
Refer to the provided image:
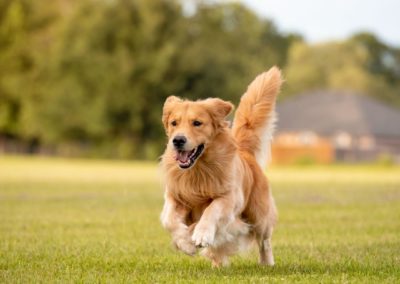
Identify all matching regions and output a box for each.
[293,155,316,166]
[376,153,395,167]
[0,1,399,158]
[283,35,400,106]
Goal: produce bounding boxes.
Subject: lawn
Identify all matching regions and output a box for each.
[0,156,399,283]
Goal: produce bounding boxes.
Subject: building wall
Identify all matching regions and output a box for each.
[272,132,334,164]
[273,132,400,163]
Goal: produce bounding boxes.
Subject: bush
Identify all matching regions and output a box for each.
[293,155,316,166]
[376,153,395,167]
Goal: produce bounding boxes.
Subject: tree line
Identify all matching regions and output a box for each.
[1,0,399,159]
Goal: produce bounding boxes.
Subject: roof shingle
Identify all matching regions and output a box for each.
[276,90,400,137]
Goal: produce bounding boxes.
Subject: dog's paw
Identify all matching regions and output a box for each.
[229,218,250,235]
[192,224,216,248]
[174,238,196,256]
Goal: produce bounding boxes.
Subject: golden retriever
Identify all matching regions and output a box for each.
[160,67,282,267]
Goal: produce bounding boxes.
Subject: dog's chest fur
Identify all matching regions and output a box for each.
[166,160,231,208]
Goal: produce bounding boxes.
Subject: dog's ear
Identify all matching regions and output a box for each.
[203,98,234,127]
[162,96,182,130]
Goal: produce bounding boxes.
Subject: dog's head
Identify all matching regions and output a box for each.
[162,96,233,169]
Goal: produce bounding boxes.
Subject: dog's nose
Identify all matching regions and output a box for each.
[173,136,187,149]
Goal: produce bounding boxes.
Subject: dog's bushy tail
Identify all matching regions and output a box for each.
[232,67,283,168]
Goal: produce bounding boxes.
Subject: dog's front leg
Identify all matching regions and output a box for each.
[191,195,235,248]
[160,190,196,255]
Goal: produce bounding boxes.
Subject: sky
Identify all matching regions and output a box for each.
[237,0,400,46]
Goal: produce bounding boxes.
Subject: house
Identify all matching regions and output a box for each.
[272,90,400,164]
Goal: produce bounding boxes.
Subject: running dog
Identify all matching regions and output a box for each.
[160,67,282,267]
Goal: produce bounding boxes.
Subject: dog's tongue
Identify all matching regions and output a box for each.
[177,151,190,163]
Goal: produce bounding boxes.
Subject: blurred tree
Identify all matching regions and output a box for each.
[168,2,295,103]
[0,0,62,150]
[350,32,400,105]
[0,0,31,137]
[25,0,184,158]
[18,0,294,158]
[284,39,400,106]
[350,32,400,84]
[1,0,397,159]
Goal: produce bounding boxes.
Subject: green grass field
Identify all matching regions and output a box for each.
[0,156,399,283]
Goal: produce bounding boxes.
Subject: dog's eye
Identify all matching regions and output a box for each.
[171,120,177,126]
[193,120,202,127]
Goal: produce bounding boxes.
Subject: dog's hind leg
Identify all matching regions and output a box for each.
[258,226,274,266]
[256,196,277,266]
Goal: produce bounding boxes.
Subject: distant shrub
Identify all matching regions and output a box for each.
[293,155,316,166]
[376,154,395,167]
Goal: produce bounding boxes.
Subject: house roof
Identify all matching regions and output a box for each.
[276,90,400,137]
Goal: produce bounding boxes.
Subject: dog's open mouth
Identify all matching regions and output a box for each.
[175,144,205,169]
